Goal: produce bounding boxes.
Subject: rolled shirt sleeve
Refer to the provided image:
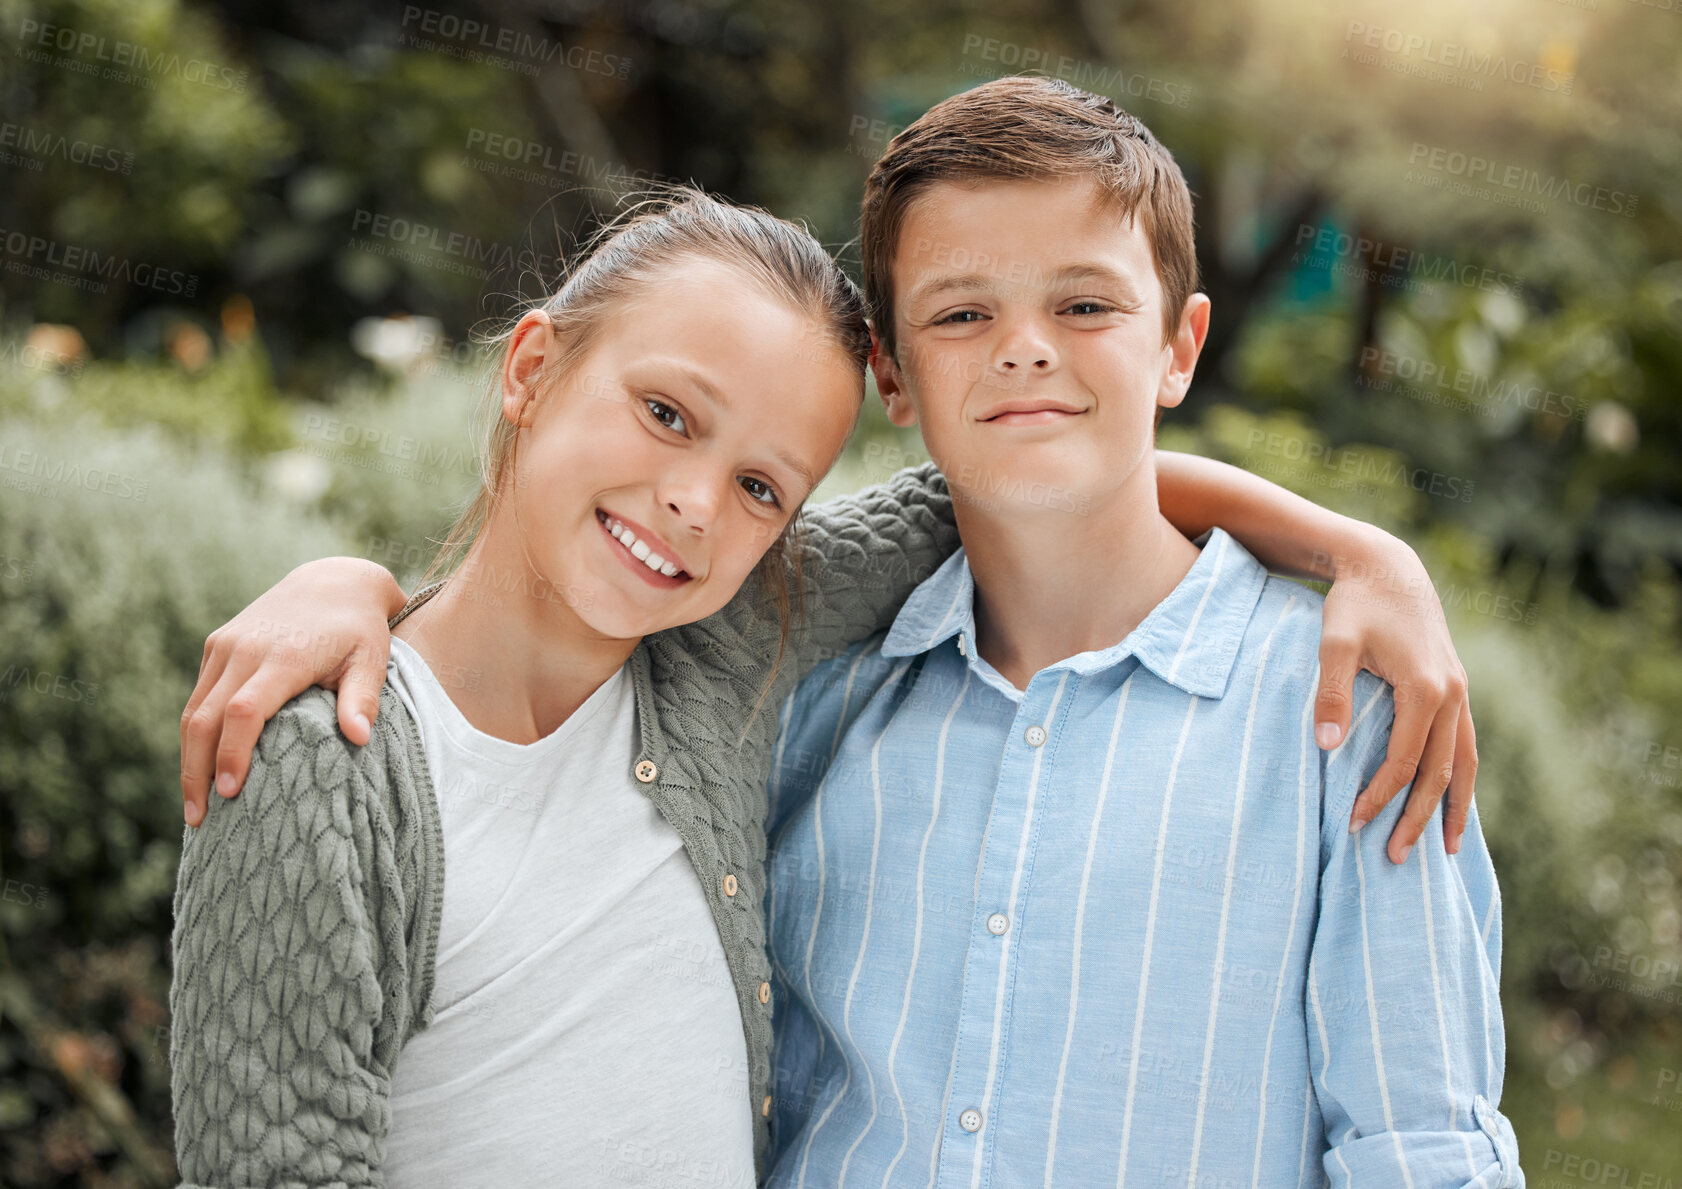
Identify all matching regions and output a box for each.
[1308,674,1524,1188]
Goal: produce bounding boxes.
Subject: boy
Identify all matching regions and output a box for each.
[762,77,1522,1186]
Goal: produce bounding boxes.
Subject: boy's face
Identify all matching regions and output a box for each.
[874,177,1209,518]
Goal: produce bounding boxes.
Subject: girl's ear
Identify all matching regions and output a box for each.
[868,325,919,429]
[501,309,555,427]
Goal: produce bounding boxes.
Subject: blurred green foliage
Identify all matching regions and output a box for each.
[0,0,1678,1182]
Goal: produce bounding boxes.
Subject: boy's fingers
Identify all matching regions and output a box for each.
[180,643,231,812]
[1350,683,1433,833]
[1386,700,1457,864]
[1314,632,1360,751]
[331,645,389,746]
[180,643,267,824]
[1442,700,1478,855]
[214,659,317,800]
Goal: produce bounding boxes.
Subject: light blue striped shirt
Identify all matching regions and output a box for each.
[764,528,1523,1188]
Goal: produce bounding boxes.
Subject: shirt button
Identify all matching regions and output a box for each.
[959,1108,983,1133]
[956,635,968,657]
[758,981,771,1005]
[723,873,739,897]
[1024,725,1047,747]
[634,759,658,783]
[986,913,1009,935]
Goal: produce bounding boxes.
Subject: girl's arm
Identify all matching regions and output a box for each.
[171,689,425,1186]
[1157,450,1476,863]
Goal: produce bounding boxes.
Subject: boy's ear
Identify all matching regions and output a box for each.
[1157,293,1212,412]
[868,325,919,429]
[502,309,554,427]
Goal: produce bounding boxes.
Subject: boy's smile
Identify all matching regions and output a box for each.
[875,176,1206,520]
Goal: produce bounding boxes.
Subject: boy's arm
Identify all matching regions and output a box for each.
[1305,676,1523,1188]
[1159,450,1478,862]
[171,696,409,1188]
[180,558,405,823]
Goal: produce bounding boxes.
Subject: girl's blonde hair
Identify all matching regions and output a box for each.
[424,185,871,686]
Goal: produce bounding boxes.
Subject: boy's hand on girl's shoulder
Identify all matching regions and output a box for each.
[179,558,405,828]
[1312,535,1476,865]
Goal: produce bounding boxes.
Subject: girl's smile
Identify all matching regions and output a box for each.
[596,508,693,587]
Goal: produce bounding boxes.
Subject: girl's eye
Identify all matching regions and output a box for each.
[739,476,781,507]
[935,309,985,325]
[645,399,687,434]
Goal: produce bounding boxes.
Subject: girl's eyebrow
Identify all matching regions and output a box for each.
[773,450,817,493]
[661,362,817,492]
[671,363,731,410]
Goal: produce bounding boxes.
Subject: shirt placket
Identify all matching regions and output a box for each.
[935,669,1062,1189]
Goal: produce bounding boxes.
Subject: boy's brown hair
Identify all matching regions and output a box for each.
[860,75,1199,371]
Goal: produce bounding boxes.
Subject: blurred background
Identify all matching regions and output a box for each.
[0,0,1678,1182]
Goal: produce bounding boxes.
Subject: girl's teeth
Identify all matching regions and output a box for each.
[604,514,683,578]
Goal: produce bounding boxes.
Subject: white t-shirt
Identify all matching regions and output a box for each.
[383,636,755,1188]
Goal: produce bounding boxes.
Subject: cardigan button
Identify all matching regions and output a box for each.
[723,873,738,897]
[634,759,658,783]
[758,981,771,1005]
[762,1094,773,1117]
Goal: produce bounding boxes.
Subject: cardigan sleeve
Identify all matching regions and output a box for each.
[680,461,960,689]
[787,461,960,676]
[169,690,427,1189]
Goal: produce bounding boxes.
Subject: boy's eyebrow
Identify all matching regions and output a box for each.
[904,263,1145,307]
[1047,263,1146,297]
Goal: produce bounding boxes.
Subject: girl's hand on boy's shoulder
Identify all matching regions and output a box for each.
[1313,531,1476,865]
[179,558,405,828]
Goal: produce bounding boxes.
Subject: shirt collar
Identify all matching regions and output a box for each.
[880,527,1269,699]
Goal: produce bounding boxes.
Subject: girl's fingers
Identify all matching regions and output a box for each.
[1314,631,1361,752]
[1385,698,1459,864]
[1350,682,1433,834]
[1442,699,1479,855]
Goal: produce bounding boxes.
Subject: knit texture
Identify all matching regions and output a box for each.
[169,462,958,1185]
[171,683,443,1188]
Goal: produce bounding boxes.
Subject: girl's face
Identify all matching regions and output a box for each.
[494,257,861,640]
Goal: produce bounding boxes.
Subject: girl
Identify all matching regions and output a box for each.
[171,188,1472,1188]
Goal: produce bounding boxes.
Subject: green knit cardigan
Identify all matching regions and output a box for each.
[170,463,959,1186]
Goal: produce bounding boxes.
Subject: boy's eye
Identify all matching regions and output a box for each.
[739,476,780,507]
[1063,301,1115,316]
[645,398,687,434]
[934,309,986,325]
